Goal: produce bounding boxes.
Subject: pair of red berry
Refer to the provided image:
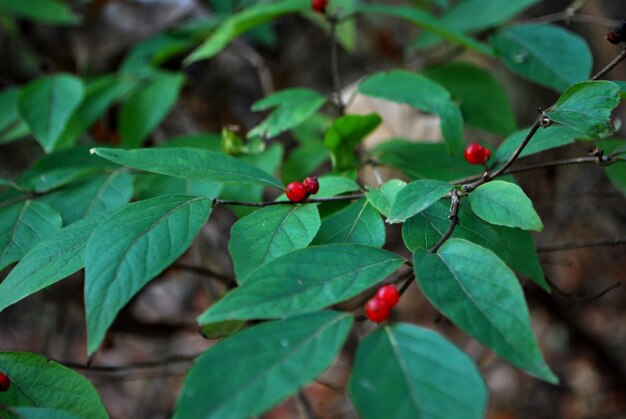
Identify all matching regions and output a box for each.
[285,176,319,203]
[0,372,9,392]
[365,285,400,323]
[311,0,327,14]
[607,20,626,44]
[464,143,491,165]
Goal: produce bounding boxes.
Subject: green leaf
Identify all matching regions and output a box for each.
[490,23,592,92]
[402,201,548,290]
[175,311,352,419]
[198,244,404,324]
[281,141,329,183]
[312,198,385,247]
[119,72,185,147]
[315,176,360,198]
[495,125,583,163]
[358,70,463,154]
[372,140,478,181]
[56,75,138,149]
[324,113,381,173]
[0,0,80,24]
[424,62,517,136]
[0,211,111,312]
[6,406,82,419]
[413,239,558,383]
[17,74,84,152]
[185,0,308,63]
[90,147,284,189]
[17,146,116,193]
[229,204,321,284]
[597,139,626,195]
[0,88,21,134]
[388,179,450,224]
[85,195,212,354]
[469,180,543,231]
[248,88,326,139]
[413,0,538,50]
[134,174,222,201]
[358,4,494,56]
[0,352,107,418]
[38,170,133,225]
[349,324,487,419]
[365,179,407,218]
[200,319,246,339]
[0,200,62,271]
[548,81,620,139]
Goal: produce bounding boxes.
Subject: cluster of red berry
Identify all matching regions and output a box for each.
[364,285,400,323]
[0,372,9,392]
[311,0,327,14]
[285,176,320,203]
[464,142,491,165]
[607,20,626,44]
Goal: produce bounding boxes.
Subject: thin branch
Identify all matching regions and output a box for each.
[212,193,364,208]
[429,189,461,253]
[57,354,199,372]
[537,236,626,252]
[591,46,626,81]
[295,391,318,419]
[329,17,345,114]
[172,263,236,287]
[544,276,621,302]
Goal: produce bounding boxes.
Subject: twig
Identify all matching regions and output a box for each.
[295,391,318,419]
[544,276,621,302]
[172,263,236,287]
[537,236,626,252]
[212,193,364,208]
[329,16,345,114]
[57,354,199,372]
[591,46,626,81]
[429,189,461,253]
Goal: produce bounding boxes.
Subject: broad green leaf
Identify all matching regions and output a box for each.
[315,176,360,198]
[198,244,404,324]
[38,170,133,225]
[119,72,185,147]
[312,198,385,247]
[495,125,582,163]
[365,179,406,218]
[175,311,352,419]
[200,319,246,339]
[0,0,79,24]
[414,239,558,383]
[402,201,548,290]
[56,75,138,149]
[134,174,222,201]
[90,147,284,189]
[5,406,81,419]
[548,81,620,139]
[372,140,478,181]
[0,352,107,418]
[424,62,516,136]
[0,200,62,271]
[17,146,116,192]
[388,179,450,224]
[185,0,308,63]
[358,70,463,154]
[324,113,381,173]
[469,180,543,231]
[0,88,21,134]
[0,211,111,312]
[248,88,326,139]
[229,204,321,284]
[597,139,626,195]
[349,324,487,419]
[490,24,592,92]
[85,195,212,354]
[413,0,537,50]
[358,4,494,56]
[17,74,84,152]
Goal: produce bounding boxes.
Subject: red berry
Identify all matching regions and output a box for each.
[464,143,490,165]
[365,298,391,323]
[376,285,399,307]
[607,31,622,44]
[311,0,327,13]
[285,181,307,203]
[302,176,320,195]
[0,372,9,392]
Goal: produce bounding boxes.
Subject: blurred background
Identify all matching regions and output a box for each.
[1,0,626,418]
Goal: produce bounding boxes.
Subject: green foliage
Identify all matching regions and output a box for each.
[490,23,592,92]
[312,198,385,247]
[0,352,107,418]
[0,0,79,25]
[358,70,464,154]
[175,311,352,418]
[495,125,583,163]
[349,324,488,419]
[414,239,558,383]
[365,179,407,218]
[325,113,381,173]
[388,179,451,223]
